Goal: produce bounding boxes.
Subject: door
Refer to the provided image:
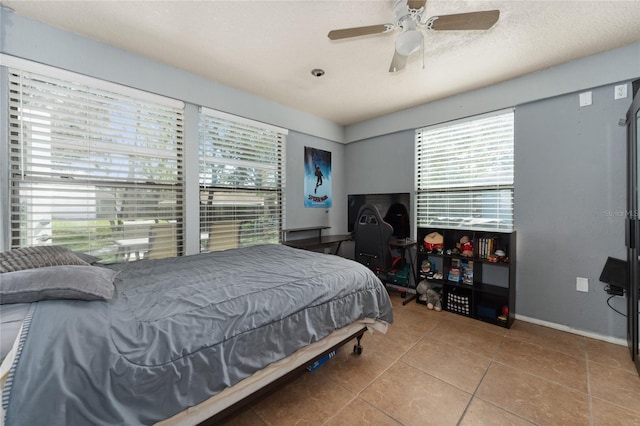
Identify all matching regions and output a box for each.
[626,79,640,375]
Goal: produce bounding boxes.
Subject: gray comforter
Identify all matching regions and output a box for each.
[3,244,393,425]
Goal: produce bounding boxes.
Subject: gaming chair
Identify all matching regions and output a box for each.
[353,204,394,273]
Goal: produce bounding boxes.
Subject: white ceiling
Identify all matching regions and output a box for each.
[2,0,640,126]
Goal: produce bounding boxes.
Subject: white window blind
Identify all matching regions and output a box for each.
[7,66,184,262]
[416,110,514,231]
[199,107,286,252]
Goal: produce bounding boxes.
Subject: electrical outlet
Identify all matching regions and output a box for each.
[576,277,589,292]
[614,84,628,100]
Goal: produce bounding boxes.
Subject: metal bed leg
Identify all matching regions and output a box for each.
[353,333,363,355]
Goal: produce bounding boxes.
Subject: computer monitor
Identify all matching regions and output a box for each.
[348,192,410,238]
[599,257,628,292]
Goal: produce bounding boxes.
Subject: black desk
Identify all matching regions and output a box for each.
[281,226,330,242]
[283,234,352,255]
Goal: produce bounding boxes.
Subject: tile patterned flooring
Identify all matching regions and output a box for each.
[221,293,640,425]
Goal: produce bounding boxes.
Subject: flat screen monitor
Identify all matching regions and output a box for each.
[599,257,628,291]
[348,192,410,238]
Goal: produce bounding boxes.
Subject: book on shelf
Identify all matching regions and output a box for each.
[448,259,461,282]
[461,260,474,285]
[477,237,500,259]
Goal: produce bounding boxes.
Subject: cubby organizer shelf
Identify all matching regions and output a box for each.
[416,228,516,328]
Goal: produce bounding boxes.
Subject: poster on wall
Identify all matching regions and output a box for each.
[304,146,332,208]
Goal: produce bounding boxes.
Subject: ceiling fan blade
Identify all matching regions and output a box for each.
[407,0,427,10]
[328,24,392,40]
[427,10,500,31]
[389,51,408,73]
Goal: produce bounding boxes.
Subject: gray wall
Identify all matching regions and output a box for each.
[515,84,630,338]
[341,84,633,340]
[345,130,416,198]
[286,131,347,235]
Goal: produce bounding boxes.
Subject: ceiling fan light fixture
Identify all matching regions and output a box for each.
[395,29,422,56]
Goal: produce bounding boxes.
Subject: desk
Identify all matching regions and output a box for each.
[283,234,351,255]
[281,226,330,242]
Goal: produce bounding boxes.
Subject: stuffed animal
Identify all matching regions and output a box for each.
[416,280,442,311]
[423,232,444,254]
[457,235,474,257]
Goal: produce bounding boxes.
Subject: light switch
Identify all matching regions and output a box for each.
[576,277,589,292]
[579,92,592,107]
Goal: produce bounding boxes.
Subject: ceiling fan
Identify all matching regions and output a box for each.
[327,0,500,73]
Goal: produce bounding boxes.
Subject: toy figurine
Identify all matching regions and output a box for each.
[457,235,473,257]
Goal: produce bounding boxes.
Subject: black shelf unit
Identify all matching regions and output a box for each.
[416,227,516,328]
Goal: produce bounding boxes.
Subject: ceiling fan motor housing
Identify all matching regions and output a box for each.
[395,29,423,56]
[393,0,424,56]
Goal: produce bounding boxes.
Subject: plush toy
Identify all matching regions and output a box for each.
[457,235,474,257]
[423,232,444,254]
[416,280,442,311]
[420,260,435,279]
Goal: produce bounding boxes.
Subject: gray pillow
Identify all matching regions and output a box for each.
[0,246,89,273]
[0,265,119,304]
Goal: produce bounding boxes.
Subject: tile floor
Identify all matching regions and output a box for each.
[221,293,640,425]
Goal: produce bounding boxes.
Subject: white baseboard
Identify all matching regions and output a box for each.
[515,314,627,347]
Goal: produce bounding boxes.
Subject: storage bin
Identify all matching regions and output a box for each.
[387,263,410,285]
[477,304,498,320]
[446,291,470,316]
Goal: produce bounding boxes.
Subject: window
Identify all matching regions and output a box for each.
[199,107,286,252]
[415,110,514,231]
[7,62,184,262]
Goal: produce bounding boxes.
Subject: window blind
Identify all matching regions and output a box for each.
[416,110,514,231]
[7,66,184,262]
[199,107,286,252]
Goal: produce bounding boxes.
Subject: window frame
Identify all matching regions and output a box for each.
[415,109,515,232]
[198,107,287,252]
[3,56,185,262]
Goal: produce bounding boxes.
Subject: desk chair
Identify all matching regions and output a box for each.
[353,204,394,273]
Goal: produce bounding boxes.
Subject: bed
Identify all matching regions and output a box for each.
[0,243,393,425]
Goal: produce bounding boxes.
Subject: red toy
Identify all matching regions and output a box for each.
[457,235,473,257]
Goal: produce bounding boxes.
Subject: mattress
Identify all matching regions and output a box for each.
[0,304,30,363]
[1,244,393,425]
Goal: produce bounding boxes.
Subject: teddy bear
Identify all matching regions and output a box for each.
[457,235,474,257]
[416,280,442,311]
